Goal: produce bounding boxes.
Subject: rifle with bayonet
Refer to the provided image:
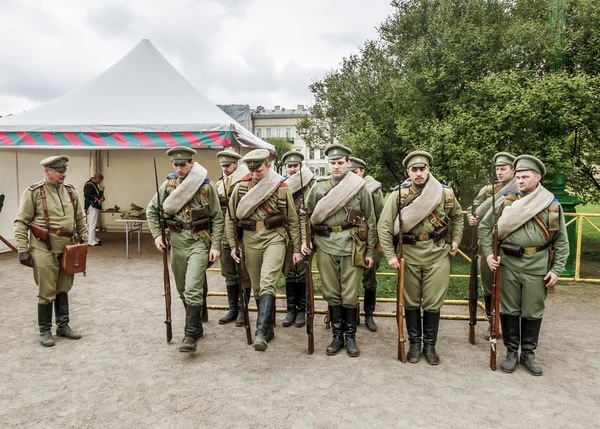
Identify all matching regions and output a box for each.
[153,158,172,343]
[299,167,315,354]
[468,204,479,345]
[227,193,252,345]
[490,180,501,370]
[396,182,406,362]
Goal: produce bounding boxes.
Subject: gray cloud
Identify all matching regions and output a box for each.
[86,3,138,37]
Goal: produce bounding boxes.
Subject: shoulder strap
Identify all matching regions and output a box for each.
[38,187,51,229]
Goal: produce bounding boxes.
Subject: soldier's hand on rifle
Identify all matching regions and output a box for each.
[19,251,34,268]
[449,242,459,256]
[365,256,374,269]
[468,215,479,226]
[486,254,500,271]
[209,249,221,263]
[301,242,312,256]
[154,236,168,252]
[388,256,400,269]
[231,247,242,263]
[292,252,304,265]
[544,271,558,288]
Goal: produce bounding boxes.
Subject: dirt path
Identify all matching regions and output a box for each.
[1,233,599,428]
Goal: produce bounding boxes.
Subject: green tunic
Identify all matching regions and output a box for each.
[14,179,88,304]
[147,175,224,306]
[284,178,314,283]
[304,175,377,308]
[377,180,464,311]
[478,186,569,319]
[362,177,385,291]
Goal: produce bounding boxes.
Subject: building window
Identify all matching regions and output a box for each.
[255,128,262,138]
[319,149,325,159]
[319,167,326,176]
[309,149,315,160]
[286,128,292,138]
[276,128,281,137]
[294,147,302,153]
[266,128,272,138]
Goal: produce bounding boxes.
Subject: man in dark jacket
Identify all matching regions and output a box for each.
[84,174,104,246]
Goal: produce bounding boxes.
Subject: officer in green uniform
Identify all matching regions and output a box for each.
[147,147,224,353]
[281,151,315,328]
[479,155,569,376]
[215,150,252,327]
[468,152,516,339]
[14,155,88,347]
[225,149,303,352]
[301,144,377,357]
[378,150,463,365]
[348,156,384,332]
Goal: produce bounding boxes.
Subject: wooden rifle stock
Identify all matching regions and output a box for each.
[468,205,479,345]
[154,158,172,343]
[305,223,315,355]
[202,273,209,322]
[396,186,406,362]
[0,233,18,253]
[489,180,500,370]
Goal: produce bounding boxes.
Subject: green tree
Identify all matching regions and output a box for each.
[264,137,292,174]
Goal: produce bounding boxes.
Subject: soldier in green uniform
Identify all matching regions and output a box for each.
[348,156,384,332]
[147,147,224,353]
[301,144,377,357]
[468,152,517,339]
[225,149,303,352]
[378,150,463,365]
[281,151,315,328]
[14,156,88,347]
[215,150,252,327]
[479,155,569,376]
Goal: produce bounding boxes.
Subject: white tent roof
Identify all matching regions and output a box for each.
[0,39,271,149]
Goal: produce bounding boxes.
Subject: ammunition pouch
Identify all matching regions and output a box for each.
[431,225,449,242]
[239,219,257,231]
[191,218,210,232]
[166,219,210,233]
[401,233,417,245]
[29,223,51,250]
[312,224,353,237]
[500,242,551,258]
[191,207,210,220]
[264,214,285,230]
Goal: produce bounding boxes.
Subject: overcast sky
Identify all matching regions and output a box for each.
[0,0,394,117]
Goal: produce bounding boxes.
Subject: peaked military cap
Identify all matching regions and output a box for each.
[324,143,352,160]
[166,146,196,165]
[514,154,546,176]
[348,156,366,171]
[282,151,304,165]
[494,152,516,166]
[242,149,270,170]
[41,155,69,172]
[216,150,242,166]
[403,150,432,169]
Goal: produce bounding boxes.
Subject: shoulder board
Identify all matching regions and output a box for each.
[28,180,45,191]
[316,176,330,182]
[502,189,513,196]
[401,182,411,188]
[279,181,287,187]
[63,182,75,189]
[391,185,399,191]
[167,173,178,178]
[203,178,210,184]
[552,197,559,203]
[442,184,451,189]
[240,176,252,182]
[514,190,521,195]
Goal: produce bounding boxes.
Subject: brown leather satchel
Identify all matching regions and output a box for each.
[61,242,87,274]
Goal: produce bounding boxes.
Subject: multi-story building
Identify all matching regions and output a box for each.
[252,105,328,176]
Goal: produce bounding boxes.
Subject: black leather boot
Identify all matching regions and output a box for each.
[500,314,520,373]
[484,294,492,340]
[520,318,543,376]
[363,289,378,332]
[326,305,344,355]
[180,304,201,352]
[55,293,81,339]
[282,282,297,327]
[344,306,360,357]
[219,285,239,324]
[236,288,251,327]
[294,282,306,328]
[254,294,275,351]
[405,308,422,363]
[423,310,440,365]
[38,303,55,347]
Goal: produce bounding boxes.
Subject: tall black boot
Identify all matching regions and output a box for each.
[500,314,520,373]
[254,294,275,351]
[38,303,55,347]
[344,306,360,357]
[55,293,81,339]
[219,285,239,324]
[282,282,297,327]
[405,308,422,363]
[520,318,543,376]
[423,310,441,365]
[363,289,378,332]
[236,287,251,327]
[326,305,344,355]
[484,294,492,340]
[180,304,201,353]
[294,282,306,328]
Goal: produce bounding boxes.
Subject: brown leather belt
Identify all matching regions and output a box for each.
[48,227,73,238]
[523,244,550,255]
